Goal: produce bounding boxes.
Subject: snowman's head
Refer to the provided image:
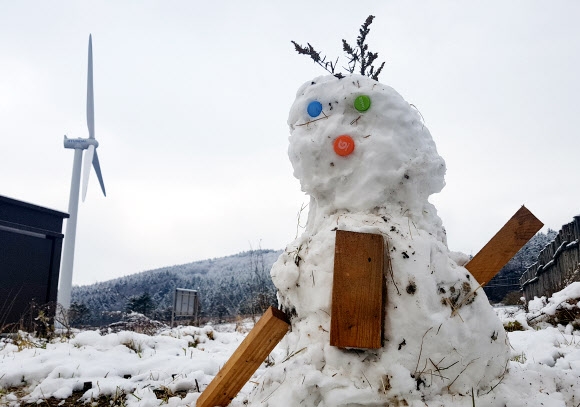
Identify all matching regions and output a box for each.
[288,74,446,215]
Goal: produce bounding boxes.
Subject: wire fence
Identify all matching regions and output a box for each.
[484,277,521,289]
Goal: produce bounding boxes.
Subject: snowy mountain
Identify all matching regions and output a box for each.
[70,249,281,325]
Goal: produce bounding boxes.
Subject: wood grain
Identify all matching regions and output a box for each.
[466,206,543,285]
[330,230,385,349]
[197,306,290,407]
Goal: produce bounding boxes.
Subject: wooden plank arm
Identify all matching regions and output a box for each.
[197,307,290,407]
[465,206,543,285]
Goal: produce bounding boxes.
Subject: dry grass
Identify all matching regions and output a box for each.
[527,297,580,329]
[503,320,525,332]
[5,386,193,406]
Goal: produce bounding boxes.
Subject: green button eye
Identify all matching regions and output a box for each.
[354,95,371,112]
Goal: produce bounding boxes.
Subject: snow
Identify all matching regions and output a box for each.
[0,324,264,406]
[288,75,445,221]
[1,300,580,406]
[250,74,511,405]
[262,210,511,404]
[554,241,569,258]
[528,281,580,317]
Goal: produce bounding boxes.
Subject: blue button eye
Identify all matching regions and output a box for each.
[307,101,323,118]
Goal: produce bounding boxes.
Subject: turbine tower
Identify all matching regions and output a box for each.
[58,34,106,312]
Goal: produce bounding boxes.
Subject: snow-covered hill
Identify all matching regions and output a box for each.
[71,249,281,324]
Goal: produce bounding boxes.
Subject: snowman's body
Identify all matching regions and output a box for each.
[248,75,510,406]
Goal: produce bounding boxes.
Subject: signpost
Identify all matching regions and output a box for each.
[171,288,199,327]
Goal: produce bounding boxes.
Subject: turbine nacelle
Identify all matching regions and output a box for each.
[63,136,99,150]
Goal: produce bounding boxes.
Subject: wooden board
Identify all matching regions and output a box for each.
[197,306,290,407]
[330,230,385,349]
[466,206,543,285]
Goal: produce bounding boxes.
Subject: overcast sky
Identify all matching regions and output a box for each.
[1,1,579,286]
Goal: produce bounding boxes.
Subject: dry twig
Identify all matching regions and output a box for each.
[414,327,433,375]
[385,239,400,295]
[296,115,330,127]
[447,358,479,391]
[281,347,307,363]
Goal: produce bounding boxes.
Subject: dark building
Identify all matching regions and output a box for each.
[0,195,68,332]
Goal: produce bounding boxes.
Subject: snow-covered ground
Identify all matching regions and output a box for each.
[1,285,579,407]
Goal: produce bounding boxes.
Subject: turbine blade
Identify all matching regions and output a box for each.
[92,150,106,197]
[82,145,95,202]
[87,34,95,139]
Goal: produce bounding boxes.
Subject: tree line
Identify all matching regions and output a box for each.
[70,249,280,327]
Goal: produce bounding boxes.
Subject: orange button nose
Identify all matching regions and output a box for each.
[333,135,355,157]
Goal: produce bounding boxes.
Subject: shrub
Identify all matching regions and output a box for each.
[502,291,524,306]
[504,320,525,332]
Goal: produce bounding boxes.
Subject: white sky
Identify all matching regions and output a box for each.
[1,1,579,286]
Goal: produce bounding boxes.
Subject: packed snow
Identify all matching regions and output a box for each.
[248,74,511,405]
[1,289,580,406]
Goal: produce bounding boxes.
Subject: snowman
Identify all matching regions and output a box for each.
[247,74,510,406]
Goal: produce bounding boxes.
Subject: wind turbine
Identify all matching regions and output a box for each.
[57,34,106,312]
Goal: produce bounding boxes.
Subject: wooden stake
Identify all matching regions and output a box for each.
[466,205,543,285]
[330,230,385,349]
[197,307,290,407]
